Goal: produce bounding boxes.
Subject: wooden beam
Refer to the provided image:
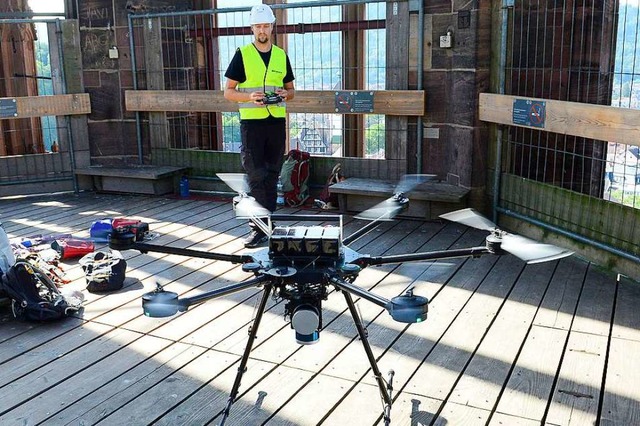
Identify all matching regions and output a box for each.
[0,94,90,120]
[479,93,640,148]
[125,90,425,116]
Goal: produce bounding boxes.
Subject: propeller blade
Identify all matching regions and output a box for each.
[355,197,406,221]
[394,174,437,194]
[234,197,270,219]
[217,173,250,194]
[501,233,574,264]
[439,208,497,231]
[355,175,438,221]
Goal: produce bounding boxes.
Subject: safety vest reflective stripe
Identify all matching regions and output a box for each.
[237,44,287,120]
[238,101,287,109]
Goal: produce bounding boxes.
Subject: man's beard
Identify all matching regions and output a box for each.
[256,34,269,44]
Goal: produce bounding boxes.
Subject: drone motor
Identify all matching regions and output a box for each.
[387,289,429,323]
[142,287,182,318]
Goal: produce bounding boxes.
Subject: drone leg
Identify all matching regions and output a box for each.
[342,291,393,426]
[218,284,272,426]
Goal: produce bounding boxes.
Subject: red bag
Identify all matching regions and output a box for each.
[51,239,95,260]
[280,149,310,207]
[112,218,149,242]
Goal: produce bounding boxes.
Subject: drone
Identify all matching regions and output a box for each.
[108,174,573,426]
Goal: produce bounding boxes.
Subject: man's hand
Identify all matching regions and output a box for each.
[251,91,266,104]
[276,88,290,101]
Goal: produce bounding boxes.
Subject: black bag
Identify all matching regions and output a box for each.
[0,259,81,321]
[80,250,127,293]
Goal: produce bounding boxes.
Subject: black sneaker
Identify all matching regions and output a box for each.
[244,230,268,248]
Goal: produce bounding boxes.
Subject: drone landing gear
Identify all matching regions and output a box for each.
[217,287,396,426]
[219,284,273,426]
[343,291,395,426]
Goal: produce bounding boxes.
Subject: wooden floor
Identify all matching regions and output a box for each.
[0,192,639,426]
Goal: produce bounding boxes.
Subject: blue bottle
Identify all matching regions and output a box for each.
[179,175,189,198]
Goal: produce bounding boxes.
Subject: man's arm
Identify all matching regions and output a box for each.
[224,78,266,104]
[276,81,295,101]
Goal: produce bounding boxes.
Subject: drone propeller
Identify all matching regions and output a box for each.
[439,208,497,231]
[440,208,573,264]
[356,174,437,221]
[217,173,250,195]
[217,173,271,234]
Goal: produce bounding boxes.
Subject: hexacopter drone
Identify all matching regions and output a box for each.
[109,174,572,425]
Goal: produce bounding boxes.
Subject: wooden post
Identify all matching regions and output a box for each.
[59,20,90,169]
[144,17,168,149]
[385,0,409,166]
[342,3,365,157]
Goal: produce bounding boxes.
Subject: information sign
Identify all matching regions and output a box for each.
[512,99,546,128]
[0,99,17,118]
[334,91,374,113]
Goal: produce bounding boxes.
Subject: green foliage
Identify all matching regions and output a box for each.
[609,189,640,208]
[222,113,241,145]
[365,120,385,157]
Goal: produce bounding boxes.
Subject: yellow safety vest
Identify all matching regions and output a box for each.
[237,44,287,120]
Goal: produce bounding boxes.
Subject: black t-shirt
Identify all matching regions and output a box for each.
[225,45,295,85]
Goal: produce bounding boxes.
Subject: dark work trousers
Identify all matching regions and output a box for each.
[240,119,286,230]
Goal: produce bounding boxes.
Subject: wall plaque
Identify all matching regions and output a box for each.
[0,99,18,118]
[513,99,546,128]
[335,91,374,113]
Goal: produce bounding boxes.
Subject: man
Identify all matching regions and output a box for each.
[224,3,295,248]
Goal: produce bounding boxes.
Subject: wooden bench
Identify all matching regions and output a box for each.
[329,177,469,219]
[74,166,189,195]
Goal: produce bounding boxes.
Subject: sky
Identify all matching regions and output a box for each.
[27,0,64,14]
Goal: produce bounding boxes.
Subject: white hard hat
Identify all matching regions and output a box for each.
[249,4,276,25]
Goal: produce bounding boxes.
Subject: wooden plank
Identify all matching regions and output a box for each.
[47,342,206,424]
[0,334,174,425]
[494,325,568,422]
[125,90,426,116]
[479,93,640,148]
[446,262,556,411]
[0,94,90,119]
[600,275,640,425]
[600,338,640,425]
[545,331,608,426]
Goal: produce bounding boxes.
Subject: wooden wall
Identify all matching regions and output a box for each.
[411,0,492,210]
[0,0,43,156]
[73,0,191,166]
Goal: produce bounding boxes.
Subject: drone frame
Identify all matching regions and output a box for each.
[109,207,520,425]
[108,172,574,425]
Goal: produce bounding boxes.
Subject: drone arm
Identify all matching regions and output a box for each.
[111,238,253,264]
[354,246,491,267]
[180,274,272,309]
[329,276,390,309]
[249,217,271,236]
[342,220,382,246]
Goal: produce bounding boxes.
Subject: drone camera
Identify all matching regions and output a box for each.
[286,298,322,345]
[292,303,321,345]
[262,91,283,105]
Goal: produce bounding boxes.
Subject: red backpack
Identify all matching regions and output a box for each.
[280,149,310,207]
